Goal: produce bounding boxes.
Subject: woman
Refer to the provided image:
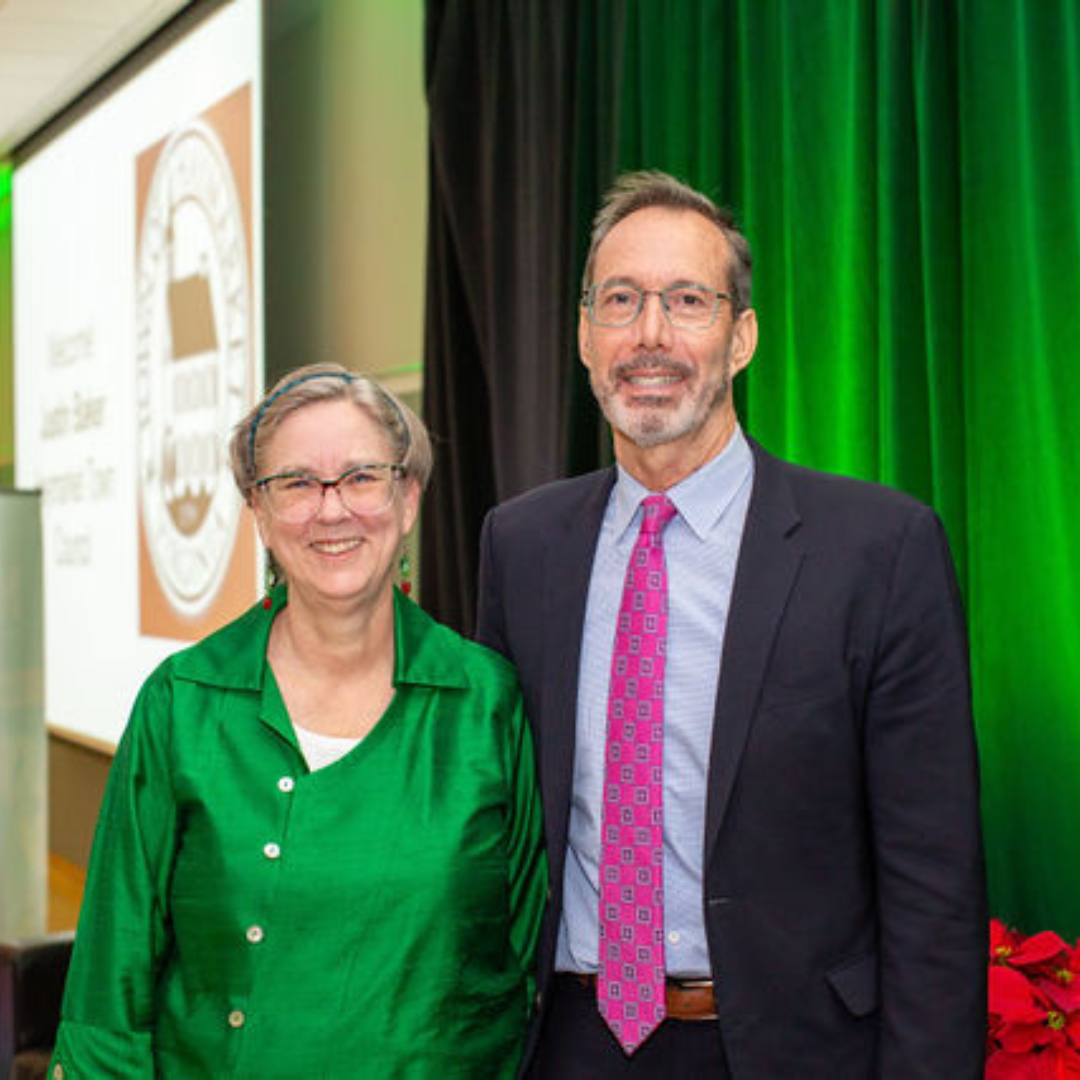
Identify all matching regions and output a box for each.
[50,363,546,1078]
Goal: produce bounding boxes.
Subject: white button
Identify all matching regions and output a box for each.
[263,842,280,859]
[53,1066,64,1080]
[277,776,295,793]
[667,930,681,944]
[228,1010,246,1028]
[246,925,264,944]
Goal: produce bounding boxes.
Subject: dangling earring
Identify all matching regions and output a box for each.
[399,549,412,596]
[262,554,279,609]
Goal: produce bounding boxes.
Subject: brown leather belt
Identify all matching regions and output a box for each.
[565,972,718,1021]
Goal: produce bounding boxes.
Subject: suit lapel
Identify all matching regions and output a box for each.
[704,443,804,858]
[539,470,616,885]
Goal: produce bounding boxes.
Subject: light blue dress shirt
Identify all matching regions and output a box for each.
[556,427,754,977]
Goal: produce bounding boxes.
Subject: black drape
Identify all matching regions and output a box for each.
[422,1,583,633]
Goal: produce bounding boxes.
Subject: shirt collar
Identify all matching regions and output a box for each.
[611,425,754,542]
[392,586,472,689]
[173,585,471,692]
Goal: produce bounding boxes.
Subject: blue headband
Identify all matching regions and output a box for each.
[247,371,410,471]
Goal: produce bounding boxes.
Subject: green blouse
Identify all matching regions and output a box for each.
[51,588,546,1079]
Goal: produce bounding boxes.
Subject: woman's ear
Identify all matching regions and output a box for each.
[401,477,422,535]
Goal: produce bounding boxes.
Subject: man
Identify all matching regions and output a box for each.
[476,170,987,1078]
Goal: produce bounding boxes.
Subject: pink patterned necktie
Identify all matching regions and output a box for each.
[597,493,677,1053]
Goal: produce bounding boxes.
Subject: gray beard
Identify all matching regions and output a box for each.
[591,354,732,449]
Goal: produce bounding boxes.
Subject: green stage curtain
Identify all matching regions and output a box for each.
[424,0,1080,935]
[957,1,1080,938]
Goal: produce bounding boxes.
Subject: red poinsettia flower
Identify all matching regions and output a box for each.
[1036,969,1080,1016]
[992,919,1072,972]
[995,973,1080,1057]
[988,920,1080,1077]
[1036,943,1080,1014]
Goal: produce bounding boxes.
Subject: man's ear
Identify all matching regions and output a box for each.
[579,307,593,370]
[730,307,758,377]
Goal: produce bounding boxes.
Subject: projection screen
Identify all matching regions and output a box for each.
[14,0,263,749]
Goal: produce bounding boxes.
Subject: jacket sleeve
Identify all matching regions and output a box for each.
[503,687,548,1008]
[476,509,510,658]
[49,669,180,1078]
[865,506,988,1079]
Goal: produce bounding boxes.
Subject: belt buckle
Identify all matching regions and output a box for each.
[667,976,713,989]
[664,977,718,1022]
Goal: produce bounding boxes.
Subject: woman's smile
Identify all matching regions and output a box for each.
[309,536,364,556]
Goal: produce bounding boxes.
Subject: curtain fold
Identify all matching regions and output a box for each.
[423,0,581,633]
[957,0,1080,935]
[423,0,1080,935]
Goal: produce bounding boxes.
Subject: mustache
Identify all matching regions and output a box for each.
[612,355,693,380]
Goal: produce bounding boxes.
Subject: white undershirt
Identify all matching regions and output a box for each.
[292,723,362,771]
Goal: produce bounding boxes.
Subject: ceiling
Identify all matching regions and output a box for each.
[0,0,191,158]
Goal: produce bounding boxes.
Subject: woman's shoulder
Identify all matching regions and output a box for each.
[395,591,519,694]
[162,597,273,690]
[454,629,520,688]
[119,599,270,753]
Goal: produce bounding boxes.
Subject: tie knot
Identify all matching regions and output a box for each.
[639,493,676,536]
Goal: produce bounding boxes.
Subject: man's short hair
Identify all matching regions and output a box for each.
[581,170,753,313]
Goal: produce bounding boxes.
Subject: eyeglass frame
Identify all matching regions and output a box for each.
[252,463,407,521]
[581,280,735,329]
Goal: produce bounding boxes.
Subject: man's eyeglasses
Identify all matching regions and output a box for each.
[254,464,405,523]
[582,282,733,329]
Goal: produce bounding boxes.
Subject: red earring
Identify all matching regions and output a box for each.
[262,558,277,609]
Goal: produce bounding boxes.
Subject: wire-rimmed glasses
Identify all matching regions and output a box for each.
[583,281,732,329]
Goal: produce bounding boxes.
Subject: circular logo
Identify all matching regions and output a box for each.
[135,119,250,619]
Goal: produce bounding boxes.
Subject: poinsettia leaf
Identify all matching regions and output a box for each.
[985,1048,1053,1080]
[1036,976,1080,1014]
[1013,932,1072,969]
[999,1028,1054,1055]
[991,966,1043,1015]
[1051,1046,1080,1079]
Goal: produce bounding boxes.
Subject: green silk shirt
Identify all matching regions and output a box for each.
[51,588,546,1079]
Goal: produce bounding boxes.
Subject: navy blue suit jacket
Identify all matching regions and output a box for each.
[477,438,987,1079]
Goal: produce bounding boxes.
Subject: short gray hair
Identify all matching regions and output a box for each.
[229,361,432,495]
[581,170,752,313]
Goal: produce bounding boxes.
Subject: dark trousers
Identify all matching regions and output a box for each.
[531,973,733,1079]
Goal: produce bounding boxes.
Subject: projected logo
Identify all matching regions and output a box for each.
[135,85,256,638]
